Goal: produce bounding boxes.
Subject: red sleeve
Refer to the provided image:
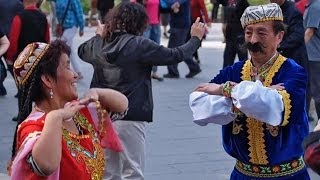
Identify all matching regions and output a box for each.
[18,122,43,149]
[45,21,50,43]
[199,0,210,23]
[7,16,22,63]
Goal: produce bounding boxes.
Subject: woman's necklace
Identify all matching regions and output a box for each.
[34,105,83,136]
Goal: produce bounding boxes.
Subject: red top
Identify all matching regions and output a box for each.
[15,108,106,179]
[295,0,308,14]
[190,0,210,23]
[6,5,50,63]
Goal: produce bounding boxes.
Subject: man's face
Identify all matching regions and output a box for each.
[244,21,284,61]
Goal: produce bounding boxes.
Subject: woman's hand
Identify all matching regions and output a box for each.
[314,119,320,131]
[80,88,99,106]
[270,83,285,91]
[95,20,105,37]
[56,101,85,121]
[194,83,223,95]
[190,17,206,40]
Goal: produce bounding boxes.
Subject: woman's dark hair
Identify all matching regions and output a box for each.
[11,40,71,159]
[103,2,148,42]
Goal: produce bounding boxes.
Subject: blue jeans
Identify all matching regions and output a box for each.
[143,24,161,73]
[167,27,200,76]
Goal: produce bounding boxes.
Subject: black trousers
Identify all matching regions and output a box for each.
[167,28,200,76]
[309,61,320,119]
[223,39,248,68]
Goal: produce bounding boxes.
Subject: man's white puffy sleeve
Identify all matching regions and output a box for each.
[189,92,237,126]
[189,80,284,126]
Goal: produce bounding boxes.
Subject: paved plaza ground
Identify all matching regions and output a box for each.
[0,24,318,179]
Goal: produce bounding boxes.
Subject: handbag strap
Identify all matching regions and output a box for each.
[60,0,72,26]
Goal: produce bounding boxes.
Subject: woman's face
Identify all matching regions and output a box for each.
[51,53,78,102]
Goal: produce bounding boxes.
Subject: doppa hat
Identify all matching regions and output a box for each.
[240,3,283,28]
[13,42,50,86]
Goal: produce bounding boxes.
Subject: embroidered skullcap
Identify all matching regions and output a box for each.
[240,3,283,28]
[13,42,50,86]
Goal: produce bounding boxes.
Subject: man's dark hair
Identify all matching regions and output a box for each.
[103,2,148,42]
[272,20,285,35]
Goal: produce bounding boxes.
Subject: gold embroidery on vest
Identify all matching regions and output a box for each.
[240,55,287,165]
[266,124,279,137]
[63,112,105,180]
[246,117,268,164]
[232,119,243,135]
[278,90,292,126]
[232,107,245,134]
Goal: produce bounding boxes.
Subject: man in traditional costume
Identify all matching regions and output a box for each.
[189,3,310,179]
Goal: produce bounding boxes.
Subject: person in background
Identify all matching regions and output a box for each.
[55,0,85,79]
[270,0,311,120]
[163,0,202,79]
[88,0,98,26]
[190,0,211,63]
[303,119,320,176]
[304,0,320,121]
[295,0,308,14]
[159,0,171,38]
[78,2,206,179]
[97,0,114,23]
[6,0,50,122]
[217,0,248,68]
[190,3,310,179]
[8,40,128,179]
[0,0,23,37]
[0,28,10,96]
[211,0,220,22]
[140,0,164,81]
[0,0,23,96]
[47,0,58,37]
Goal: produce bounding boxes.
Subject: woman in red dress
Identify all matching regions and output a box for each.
[8,40,128,180]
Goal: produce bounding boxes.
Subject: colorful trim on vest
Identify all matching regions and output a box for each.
[235,157,305,178]
[240,54,289,165]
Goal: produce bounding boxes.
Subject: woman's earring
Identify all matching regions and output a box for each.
[50,89,54,99]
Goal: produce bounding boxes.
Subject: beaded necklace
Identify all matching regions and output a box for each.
[250,53,278,82]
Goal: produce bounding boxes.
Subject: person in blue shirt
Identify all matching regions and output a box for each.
[54,0,85,79]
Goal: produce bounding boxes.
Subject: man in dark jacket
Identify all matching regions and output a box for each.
[217,0,248,68]
[271,0,311,120]
[271,0,308,67]
[78,2,206,180]
[0,0,23,36]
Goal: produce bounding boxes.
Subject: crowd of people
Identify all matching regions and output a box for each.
[0,0,319,179]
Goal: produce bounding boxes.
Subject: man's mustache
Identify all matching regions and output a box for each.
[242,42,266,53]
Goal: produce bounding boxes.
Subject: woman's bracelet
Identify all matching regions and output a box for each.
[222,81,235,98]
